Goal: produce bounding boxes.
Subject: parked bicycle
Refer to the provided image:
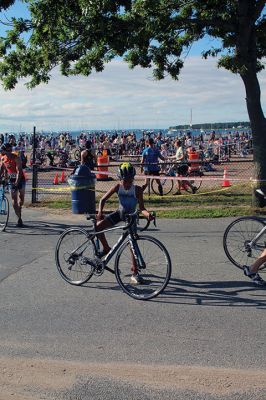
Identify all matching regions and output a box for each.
[30,148,47,166]
[151,163,203,195]
[55,211,171,300]
[0,180,9,232]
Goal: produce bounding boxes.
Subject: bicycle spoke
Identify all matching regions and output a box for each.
[115,236,171,300]
[55,228,95,285]
[223,217,266,269]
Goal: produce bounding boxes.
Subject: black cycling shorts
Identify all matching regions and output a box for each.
[177,164,188,176]
[106,210,123,226]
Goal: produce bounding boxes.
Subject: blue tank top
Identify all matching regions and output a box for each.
[142,147,161,172]
[118,184,138,214]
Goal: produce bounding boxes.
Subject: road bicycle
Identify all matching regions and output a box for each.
[223,215,266,272]
[151,163,203,196]
[0,180,9,232]
[55,211,171,300]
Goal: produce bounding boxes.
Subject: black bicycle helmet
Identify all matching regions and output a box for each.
[117,162,136,180]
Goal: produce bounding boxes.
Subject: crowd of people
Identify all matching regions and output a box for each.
[0,128,253,167]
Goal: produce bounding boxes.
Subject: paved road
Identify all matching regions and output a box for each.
[0,208,266,400]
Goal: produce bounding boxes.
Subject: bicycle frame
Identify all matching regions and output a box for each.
[68,215,145,274]
[247,223,266,250]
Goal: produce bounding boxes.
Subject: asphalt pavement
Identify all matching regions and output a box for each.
[0,207,266,400]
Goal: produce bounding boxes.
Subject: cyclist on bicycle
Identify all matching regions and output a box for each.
[168,139,197,195]
[243,252,266,286]
[96,162,154,284]
[0,143,26,227]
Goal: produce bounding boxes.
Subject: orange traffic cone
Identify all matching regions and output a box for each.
[53,172,59,185]
[60,170,65,183]
[222,166,231,187]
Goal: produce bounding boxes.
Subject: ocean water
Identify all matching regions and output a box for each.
[68,127,251,141]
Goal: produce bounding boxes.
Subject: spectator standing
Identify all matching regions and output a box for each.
[141,138,165,196]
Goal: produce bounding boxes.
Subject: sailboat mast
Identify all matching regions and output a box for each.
[190,108,192,128]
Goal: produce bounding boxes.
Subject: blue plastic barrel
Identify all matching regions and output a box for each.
[68,165,96,214]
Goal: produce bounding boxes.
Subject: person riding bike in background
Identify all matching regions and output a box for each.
[168,139,197,195]
[0,143,26,227]
[141,138,166,196]
[96,162,154,284]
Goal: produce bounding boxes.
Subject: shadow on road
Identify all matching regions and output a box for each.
[71,276,266,309]
[156,277,266,308]
[4,220,91,236]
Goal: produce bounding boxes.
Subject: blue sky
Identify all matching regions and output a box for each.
[0,1,265,132]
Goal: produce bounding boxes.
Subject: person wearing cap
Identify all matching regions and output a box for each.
[0,143,26,227]
[141,138,166,196]
[96,162,153,284]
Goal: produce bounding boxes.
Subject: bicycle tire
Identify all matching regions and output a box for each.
[223,216,266,269]
[151,178,173,195]
[74,149,81,161]
[188,172,202,191]
[0,195,9,232]
[115,235,171,300]
[55,227,96,285]
[182,177,202,193]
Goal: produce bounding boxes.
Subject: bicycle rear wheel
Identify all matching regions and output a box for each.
[0,194,9,232]
[223,216,266,269]
[189,172,202,191]
[55,227,96,285]
[115,235,171,300]
[151,178,173,195]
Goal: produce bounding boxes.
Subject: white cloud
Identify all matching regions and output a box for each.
[0,56,265,131]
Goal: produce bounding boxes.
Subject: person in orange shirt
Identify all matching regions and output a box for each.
[0,143,26,227]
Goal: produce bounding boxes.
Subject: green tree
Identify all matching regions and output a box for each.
[0,0,15,11]
[0,0,265,198]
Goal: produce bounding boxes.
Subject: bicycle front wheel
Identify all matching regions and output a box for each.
[223,216,266,269]
[151,178,173,195]
[55,227,96,285]
[0,195,9,232]
[115,235,171,300]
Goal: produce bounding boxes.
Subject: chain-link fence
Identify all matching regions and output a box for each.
[24,154,254,208]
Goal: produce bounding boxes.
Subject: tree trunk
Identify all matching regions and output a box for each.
[237,0,266,207]
[241,71,266,207]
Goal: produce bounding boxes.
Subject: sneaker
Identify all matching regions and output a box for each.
[192,186,198,194]
[16,218,24,228]
[252,274,266,286]
[243,265,266,286]
[130,273,146,285]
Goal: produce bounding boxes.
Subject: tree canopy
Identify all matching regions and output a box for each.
[0,0,265,89]
[1,0,266,197]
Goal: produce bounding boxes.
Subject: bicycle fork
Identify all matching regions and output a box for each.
[129,236,146,271]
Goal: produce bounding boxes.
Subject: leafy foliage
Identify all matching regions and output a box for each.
[0,0,15,11]
[0,0,265,89]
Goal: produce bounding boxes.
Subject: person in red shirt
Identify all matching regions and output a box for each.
[0,143,26,227]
